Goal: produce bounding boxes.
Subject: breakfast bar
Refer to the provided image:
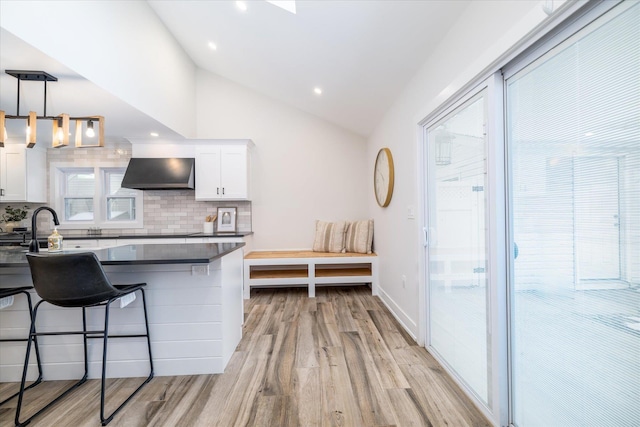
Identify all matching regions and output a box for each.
[0,242,245,382]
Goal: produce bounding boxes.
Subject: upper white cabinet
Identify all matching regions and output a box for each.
[195,142,252,200]
[0,144,46,203]
[128,138,253,201]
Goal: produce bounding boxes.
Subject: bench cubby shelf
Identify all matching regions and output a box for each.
[243,250,378,298]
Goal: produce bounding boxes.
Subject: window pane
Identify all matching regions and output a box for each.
[105,170,136,196]
[65,170,94,197]
[507,3,640,426]
[107,197,135,221]
[427,91,490,404]
[64,198,94,221]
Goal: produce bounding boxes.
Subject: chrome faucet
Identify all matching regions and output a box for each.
[28,207,60,253]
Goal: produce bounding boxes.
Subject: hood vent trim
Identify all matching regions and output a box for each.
[121,158,195,190]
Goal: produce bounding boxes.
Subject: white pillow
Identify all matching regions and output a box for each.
[312,220,346,253]
[345,219,374,254]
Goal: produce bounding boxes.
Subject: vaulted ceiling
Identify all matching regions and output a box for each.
[0,1,470,141]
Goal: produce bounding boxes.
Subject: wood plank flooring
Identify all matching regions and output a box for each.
[0,286,491,427]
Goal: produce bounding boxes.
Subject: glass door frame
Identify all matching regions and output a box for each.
[503,2,635,425]
[414,3,619,427]
[418,73,509,426]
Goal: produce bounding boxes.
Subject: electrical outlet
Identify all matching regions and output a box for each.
[402,275,406,288]
[0,296,14,309]
[191,265,209,276]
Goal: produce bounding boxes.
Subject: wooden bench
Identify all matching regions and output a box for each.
[243,250,378,298]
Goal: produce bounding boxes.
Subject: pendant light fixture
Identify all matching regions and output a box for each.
[52,113,70,148]
[0,70,104,148]
[0,110,7,147]
[75,116,104,147]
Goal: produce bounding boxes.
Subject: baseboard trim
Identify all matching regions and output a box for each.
[377,287,418,342]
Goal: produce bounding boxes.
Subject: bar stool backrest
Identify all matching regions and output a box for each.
[26,252,120,308]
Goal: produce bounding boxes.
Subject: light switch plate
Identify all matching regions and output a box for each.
[407,205,416,219]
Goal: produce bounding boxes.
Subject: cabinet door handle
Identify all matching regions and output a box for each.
[222,188,225,195]
[217,187,219,195]
[0,188,4,196]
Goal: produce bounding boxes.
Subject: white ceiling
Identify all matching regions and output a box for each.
[1,0,470,141]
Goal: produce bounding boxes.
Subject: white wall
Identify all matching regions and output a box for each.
[195,70,368,250]
[366,1,551,337]
[0,0,196,138]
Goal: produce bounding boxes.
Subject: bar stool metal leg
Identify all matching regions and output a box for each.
[0,288,43,407]
[14,290,154,426]
[15,300,89,427]
[99,288,154,426]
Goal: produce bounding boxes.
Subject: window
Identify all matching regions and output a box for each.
[51,163,143,229]
[63,168,95,221]
[104,169,137,221]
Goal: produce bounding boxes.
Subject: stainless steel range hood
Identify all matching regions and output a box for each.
[121,158,195,190]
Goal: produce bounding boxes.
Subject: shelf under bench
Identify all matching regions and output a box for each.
[243,250,378,298]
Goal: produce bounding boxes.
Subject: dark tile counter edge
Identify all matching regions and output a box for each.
[36,232,254,241]
[100,242,246,266]
[0,242,245,268]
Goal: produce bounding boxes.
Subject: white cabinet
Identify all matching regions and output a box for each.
[98,239,120,248]
[0,144,46,202]
[64,239,117,250]
[116,238,187,246]
[64,239,99,250]
[185,237,244,244]
[195,143,251,201]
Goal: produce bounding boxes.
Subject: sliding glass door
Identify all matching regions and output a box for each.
[425,89,491,405]
[506,2,640,426]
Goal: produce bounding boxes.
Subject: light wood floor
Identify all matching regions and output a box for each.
[0,286,491,426]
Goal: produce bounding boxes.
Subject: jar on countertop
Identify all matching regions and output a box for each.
[48,228,63,252]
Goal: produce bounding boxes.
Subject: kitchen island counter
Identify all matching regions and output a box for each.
[0,231,253,247]
[0,243,245,382]
[0,242,244,267]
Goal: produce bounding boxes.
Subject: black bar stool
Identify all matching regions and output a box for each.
[0,286,43,406]
[16,252,154,426]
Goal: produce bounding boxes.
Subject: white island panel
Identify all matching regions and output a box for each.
[0,244,244,381]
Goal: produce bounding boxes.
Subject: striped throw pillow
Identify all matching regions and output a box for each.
[345,220,374,254]
[312,220,346,253]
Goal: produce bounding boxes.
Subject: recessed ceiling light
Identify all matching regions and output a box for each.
[313,87,322,95]
[584,132,595,137]
[236,1,247,12]
[208,41,217,51]
[150,132,159,137]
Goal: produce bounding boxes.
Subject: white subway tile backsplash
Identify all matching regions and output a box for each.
[3,142,252,236]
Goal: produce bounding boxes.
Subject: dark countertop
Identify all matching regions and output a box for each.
[0,242,245,268]
[69,232,253,240]
[0,231,253,246]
